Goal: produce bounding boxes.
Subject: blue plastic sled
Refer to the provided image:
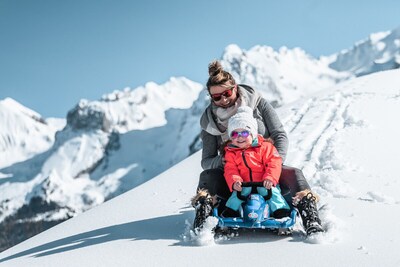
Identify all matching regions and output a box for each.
[213,182,297,229]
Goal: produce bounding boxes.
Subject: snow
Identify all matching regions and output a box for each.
[94,76,203,132]
[3,27,399,241]
[221,44,350,106]
[0,98,65,168]
[328,26,400,76]
[369,31,391,44]
[0,77,205,226]
[1,69,400,266]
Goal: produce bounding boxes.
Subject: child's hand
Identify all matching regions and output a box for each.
[233,181,242,191]
[263,180,273,189]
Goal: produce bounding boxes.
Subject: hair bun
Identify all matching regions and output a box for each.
[208,60,223,77]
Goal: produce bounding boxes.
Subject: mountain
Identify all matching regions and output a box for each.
[0,77,204,251]
[221,44,351,107]
[1,26,400,252]
[1,69,399,266]
[328,26,400,76]
[0,98,65,169]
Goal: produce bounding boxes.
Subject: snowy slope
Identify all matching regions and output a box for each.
[1,69,399,267]
[328,26,400,76]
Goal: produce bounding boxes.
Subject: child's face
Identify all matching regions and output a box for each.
[230,128,253,149]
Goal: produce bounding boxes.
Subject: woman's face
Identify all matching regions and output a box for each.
[209,84,238,108]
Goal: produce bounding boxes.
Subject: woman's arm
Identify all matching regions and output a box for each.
[258,98,289,162]
[200,130,223,170]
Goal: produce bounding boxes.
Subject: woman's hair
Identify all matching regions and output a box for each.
[206,60,236,91]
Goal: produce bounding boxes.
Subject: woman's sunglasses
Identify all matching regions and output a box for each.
[231,130,250,139]
[210,86,235,102]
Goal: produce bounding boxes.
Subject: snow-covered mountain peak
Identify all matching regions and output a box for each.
[0,98,65,169]
[222,44,244,59]
[328,26,400,76]
[67,77,203,134]
[221,44,350,106]
[0,97,42,121]
[369,30,391,44]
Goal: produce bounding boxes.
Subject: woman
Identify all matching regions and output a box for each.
[193,60,323,235]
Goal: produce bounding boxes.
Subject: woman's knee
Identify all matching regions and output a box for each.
[280,165,310,194]
[290,167,310,191]
[197,168,228,197]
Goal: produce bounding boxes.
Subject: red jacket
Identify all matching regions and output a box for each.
[224,135,282,192]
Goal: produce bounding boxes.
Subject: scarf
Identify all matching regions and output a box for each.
[212,97,244,142]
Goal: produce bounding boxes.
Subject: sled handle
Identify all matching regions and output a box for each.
[237,182,272,200]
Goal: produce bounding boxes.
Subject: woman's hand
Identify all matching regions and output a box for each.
[233,181,242,191]
[263,179,273,189]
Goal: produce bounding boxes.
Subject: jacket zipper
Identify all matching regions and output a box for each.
[242,151,253,181]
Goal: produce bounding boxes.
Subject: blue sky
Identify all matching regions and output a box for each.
[1,0,399,118]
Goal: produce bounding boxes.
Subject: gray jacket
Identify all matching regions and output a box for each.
[200,84,288,170]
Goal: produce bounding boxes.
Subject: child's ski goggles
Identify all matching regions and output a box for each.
[231,130,250,139]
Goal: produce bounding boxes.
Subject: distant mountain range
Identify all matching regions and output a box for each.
[328,27,400,76]
[0,26,399,251]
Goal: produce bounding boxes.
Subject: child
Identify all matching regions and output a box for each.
[223,106,290,218]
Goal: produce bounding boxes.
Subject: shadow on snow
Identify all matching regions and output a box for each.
[0,211,193,263]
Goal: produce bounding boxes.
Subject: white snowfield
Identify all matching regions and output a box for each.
[1,69,400,266]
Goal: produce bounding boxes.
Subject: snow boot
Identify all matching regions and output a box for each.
[191,189,214,230]
[296,191,324,235]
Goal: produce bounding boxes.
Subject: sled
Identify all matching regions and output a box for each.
[213,182,297,230]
